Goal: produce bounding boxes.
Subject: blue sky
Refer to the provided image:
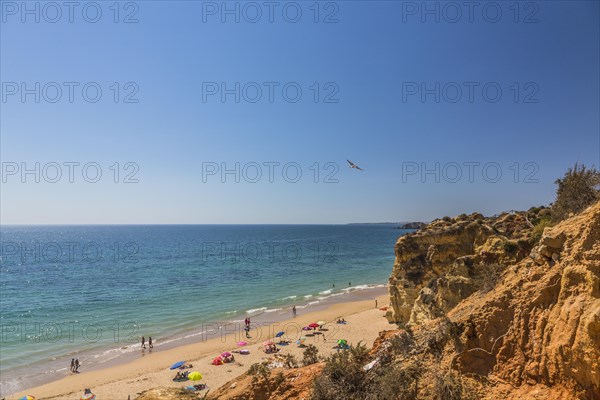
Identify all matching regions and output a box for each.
[1,0,599,224]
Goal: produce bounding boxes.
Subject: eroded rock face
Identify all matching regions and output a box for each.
[386,210,537,325]
[531,231,567,263]
[452,202,600,395]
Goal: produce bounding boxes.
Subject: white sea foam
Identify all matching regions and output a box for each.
[297,300,321,309]
[246,307,267,314]
[342,284,370,293]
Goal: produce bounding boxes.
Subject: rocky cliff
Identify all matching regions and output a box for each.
[386,209,539,325]
[387,202,600,397]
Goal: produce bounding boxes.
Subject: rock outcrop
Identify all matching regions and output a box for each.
[452,202,600,397]
[207,364,323,400]
[386,209,539,325]
[397,222,428,230]
[387,202,600,398]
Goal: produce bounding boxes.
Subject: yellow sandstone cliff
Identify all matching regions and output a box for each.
[388,202,600,398]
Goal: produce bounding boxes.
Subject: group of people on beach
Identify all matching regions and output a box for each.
[141,336,153,349]
[70,358,80,373]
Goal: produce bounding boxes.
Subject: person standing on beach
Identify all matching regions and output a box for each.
[244,324,250,338]
[292,306,297,317]
[141,336,146,349]
[75,358,80,372]
[375,299,378,308]
[148,337,153,349]
[70,358,75,372]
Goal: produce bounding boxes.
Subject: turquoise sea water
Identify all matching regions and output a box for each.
[0,224,406,395]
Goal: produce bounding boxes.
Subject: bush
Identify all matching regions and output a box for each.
[311,343,370,400]
[432,370,477,400]
[273,371,286,387]
[552,163,600,222]
[434,371,463,400]
[248,362,270,384]
[283,353,298,369]
[349,341,370,364]
[302,344,320,366]
[387,331,416,356]
[530,217,552,243]
[367,361,422,400]
[501,240,518,254]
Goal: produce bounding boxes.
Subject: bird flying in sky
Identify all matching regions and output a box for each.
[347,160,364,171]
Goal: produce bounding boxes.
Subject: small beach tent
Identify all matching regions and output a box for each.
[188,371,203,381]
[19,396,35,400]
[237,341,248,346]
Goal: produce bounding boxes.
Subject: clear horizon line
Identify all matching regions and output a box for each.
[0,221,424,226]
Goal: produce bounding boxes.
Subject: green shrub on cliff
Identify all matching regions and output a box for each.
[501,240,518,254]
[552,163,600,222]
[530,217,552,243]
[312,344,368,400]
[302,345,320,366]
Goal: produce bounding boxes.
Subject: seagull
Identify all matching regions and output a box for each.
[347,159,364,171]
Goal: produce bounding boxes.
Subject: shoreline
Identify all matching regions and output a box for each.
[10,286,391,398]
[1,283,387,396]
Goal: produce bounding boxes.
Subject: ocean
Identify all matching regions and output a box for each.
[0,224,407,395]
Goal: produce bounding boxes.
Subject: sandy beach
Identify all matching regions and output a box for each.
[13,293,391,399]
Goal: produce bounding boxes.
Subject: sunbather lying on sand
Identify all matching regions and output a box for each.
[173,371,189,381]
[264,344,280,354]
[184,384,207,392]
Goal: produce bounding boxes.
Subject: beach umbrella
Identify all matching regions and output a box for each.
[188,371,203,381]
[19,396,35,400]
[275,331,285,338]
[308,323,320,329]
[302,326,312,331]
[237,341,248,346]
[263,340,274,346]
[170,361,185,370]
[337,339,348,347]
[317,321,326,326]
[80,393,96,400]
[221,351,232,357]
